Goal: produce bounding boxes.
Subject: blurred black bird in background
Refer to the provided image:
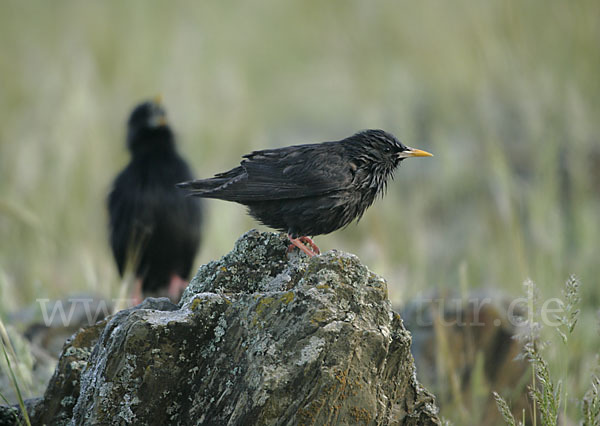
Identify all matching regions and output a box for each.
[108,98,203,303]
[178,129,431,256]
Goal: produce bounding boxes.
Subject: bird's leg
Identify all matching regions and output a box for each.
[168,275,188,303]
[287,234,318,257]
[131,278,143,306]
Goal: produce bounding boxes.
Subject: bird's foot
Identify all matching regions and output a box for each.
[287,235,320,257]
[168,275,189,303]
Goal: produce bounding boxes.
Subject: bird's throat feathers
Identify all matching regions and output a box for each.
[128,126,176,157]
[349,147,400,197]
[372,164,396,198]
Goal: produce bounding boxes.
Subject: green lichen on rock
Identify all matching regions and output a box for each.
[23,230,440,425]
[183,230,296,295]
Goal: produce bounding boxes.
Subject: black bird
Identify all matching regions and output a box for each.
[177,129,431,256]
[108,98,203,302]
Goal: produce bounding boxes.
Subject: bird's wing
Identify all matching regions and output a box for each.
[186,143,354,201]
[107,171,141,276]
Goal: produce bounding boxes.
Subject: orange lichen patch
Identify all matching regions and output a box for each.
[334,368,350,386]
[350,406,372,423]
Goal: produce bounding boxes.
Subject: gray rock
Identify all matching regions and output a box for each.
[25,230,440,425]
[0,404,19,425]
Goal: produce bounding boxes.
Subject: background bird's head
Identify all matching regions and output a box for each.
[350,129,433,193]
[126,97,173,154]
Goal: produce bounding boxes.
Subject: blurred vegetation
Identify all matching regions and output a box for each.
[0,0,598,423]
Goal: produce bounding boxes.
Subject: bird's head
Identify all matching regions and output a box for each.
[126,96,173,154]
[357,129,433,164]
[350,129,433,193]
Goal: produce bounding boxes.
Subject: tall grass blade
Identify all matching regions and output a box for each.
[0,342,31,426]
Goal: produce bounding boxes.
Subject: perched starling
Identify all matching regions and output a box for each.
[108,98,203,302]
[178,129,431,256]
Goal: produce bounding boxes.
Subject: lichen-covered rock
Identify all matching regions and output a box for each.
[23,298,176,425]
[30,314,107,424]
[0,404,19,425]
[25,230,440,425]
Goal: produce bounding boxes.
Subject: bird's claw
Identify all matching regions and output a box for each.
[287,235,320,257]
[298,236,320,254]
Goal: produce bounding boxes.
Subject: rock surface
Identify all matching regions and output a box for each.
[23,230,440,425]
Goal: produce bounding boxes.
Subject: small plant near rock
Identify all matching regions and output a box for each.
[494,275,600,426]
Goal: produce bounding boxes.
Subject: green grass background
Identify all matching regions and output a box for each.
[0,0,598,423]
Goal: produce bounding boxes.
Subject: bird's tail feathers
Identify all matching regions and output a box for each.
[176,178,232,198]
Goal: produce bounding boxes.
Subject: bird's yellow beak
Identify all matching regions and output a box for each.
[151,95,167,126]
[398,147,433,158]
